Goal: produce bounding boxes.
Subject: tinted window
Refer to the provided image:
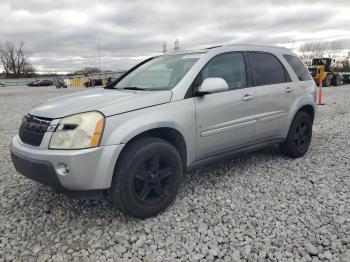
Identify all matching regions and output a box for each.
[202,52,247,90]
[248,52,287,86]
[283,54,312,81]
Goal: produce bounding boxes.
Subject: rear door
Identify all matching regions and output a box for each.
[194,52,257,158]
[247,52,296,141]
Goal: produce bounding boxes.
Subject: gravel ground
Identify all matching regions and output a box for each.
[0,85,349,262]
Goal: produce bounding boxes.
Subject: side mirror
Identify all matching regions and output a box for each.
[197,77,229,95]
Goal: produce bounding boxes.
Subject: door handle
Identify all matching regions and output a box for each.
[242,94,255,102]
[285,87,294,93]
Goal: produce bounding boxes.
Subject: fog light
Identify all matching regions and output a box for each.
[56,163,69,175]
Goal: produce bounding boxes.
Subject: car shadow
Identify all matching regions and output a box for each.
[183,145,282,183]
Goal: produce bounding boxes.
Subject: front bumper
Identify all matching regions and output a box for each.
[11,151,63,190]
[11,135,124,193]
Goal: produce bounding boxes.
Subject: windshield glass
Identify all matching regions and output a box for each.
[112,52,205,90]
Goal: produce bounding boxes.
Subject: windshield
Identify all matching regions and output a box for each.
[112,53,205,90]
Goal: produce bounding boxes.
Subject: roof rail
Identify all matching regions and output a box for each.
[205,45,223,50]
[226,43,290,50]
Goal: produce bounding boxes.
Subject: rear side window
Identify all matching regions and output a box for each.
[202,52,247,90]
[283,54,312,81]
[248,52,287,86]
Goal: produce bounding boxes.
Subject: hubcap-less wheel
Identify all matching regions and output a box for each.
[294,121,309,150]
[109,137,183,218]
[134,154,174,205]
[280,111,312,158]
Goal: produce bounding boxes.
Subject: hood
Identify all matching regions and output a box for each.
[30,88,173,119]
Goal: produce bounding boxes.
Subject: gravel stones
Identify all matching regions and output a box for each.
[304,241,318,256]
[0,85,350,261]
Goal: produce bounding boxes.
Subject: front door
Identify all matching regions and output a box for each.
[194,52,257,159]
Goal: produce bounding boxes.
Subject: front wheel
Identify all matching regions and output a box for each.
[280,111,313,158]
[109,137,183,218]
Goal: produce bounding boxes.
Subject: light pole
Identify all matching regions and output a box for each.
[98,44,101,72]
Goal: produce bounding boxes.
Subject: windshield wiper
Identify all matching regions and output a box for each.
[121,86,146,91]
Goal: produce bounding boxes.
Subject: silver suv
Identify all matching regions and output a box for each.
[11,45,317,218]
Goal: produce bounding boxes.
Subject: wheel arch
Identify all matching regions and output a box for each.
[116,127,188,170]
[297,104,315,123]
[280,104,314,158]
[284,97,316,137]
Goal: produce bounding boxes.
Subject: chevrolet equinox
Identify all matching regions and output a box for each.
[11,45,317,218]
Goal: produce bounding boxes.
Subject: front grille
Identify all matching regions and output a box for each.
[19,114,52,146]
[308,68,317,77]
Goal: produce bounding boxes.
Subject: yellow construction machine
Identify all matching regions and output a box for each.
[308,58,342,87]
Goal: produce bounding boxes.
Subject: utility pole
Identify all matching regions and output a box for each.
[162,42,167,54]
[98,44,101,72]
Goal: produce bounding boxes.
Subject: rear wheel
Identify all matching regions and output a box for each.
[280,111,313,158]
[109,137,183,218]
[332,74,342,86]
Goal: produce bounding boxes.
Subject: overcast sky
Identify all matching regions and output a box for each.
[1,0,350,73]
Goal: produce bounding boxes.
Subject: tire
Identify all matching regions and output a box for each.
[322,74,332,87]
[279,111,313,158]
[332,74,342,86]
[108,137,183,218]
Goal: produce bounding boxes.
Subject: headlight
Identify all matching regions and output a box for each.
[49,111,105,149]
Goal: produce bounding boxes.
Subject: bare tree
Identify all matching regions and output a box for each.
[324,41,343,66]
[299,41,344,66]
[298,42,325,66]
[22,62,37,78]
[73,67,101,75]
[0,41,35,77]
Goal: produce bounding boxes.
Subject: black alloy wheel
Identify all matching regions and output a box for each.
[293,120,309,151]
[133,154,175,205]
[280,111,312,158]
[109,137,183,218]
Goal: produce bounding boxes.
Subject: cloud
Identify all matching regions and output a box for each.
[0,0,349,73]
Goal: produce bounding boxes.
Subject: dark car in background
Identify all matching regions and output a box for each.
[27,80,41,87]
[27,80,53,87]
[40,80,53,86]
[55,78,67,88]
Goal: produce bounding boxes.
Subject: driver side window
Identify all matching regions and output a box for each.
[201,52,247,90]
